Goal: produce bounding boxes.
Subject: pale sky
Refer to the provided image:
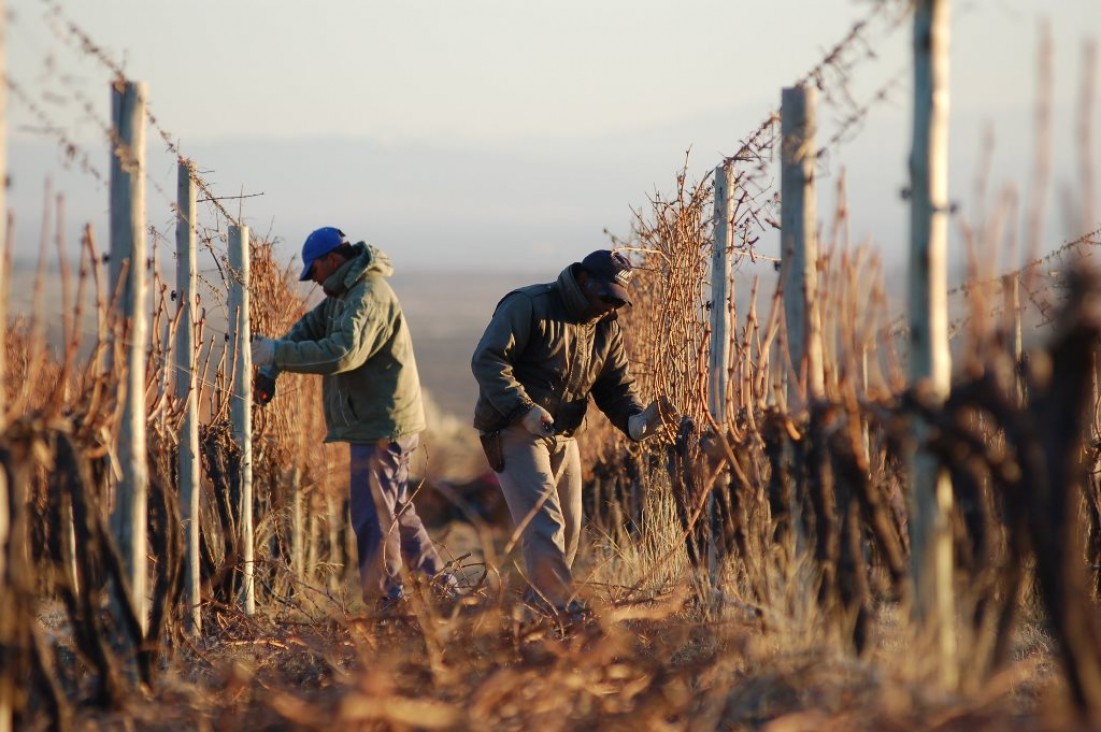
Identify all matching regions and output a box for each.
[6,0,1100,274]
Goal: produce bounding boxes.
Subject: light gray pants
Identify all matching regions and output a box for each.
[496,424,583,609]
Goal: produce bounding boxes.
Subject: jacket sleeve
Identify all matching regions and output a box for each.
[273,284,392,375]
[281,299,326,343]
[591,320,646,435]
[261,300,327,377]
[470,293,537,424]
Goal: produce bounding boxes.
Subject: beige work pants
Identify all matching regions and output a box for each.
[496,424,583,609]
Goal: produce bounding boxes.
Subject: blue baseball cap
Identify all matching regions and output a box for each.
[300,226,347,281]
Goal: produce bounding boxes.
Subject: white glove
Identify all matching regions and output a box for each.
[250,337,276,367]
[628,397,673,441]
[521,405,555,436]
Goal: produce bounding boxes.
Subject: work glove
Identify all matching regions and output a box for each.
[254,369,277,406]
[521,404,555,436]
[628,396,674,441]
[250,336,276,367]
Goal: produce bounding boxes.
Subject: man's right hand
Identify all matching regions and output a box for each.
[254,371,277,406]
[521,405,555,436]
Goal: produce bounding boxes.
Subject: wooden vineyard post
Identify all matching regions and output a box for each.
[780,84,824,407]
[327,495,341,593]
[0,473,28,732]
[291,467,305,582]
[710,163,732,426]
[228,224,255,615]
[908,0,956,688]
[176,160,202,634]
[108,79,149,634]
[0,469,9,732]
[1003,273,1023,402]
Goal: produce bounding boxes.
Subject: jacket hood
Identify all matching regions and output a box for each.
[323,242,394,294]
[557,263,615,323]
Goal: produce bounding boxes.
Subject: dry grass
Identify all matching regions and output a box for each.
[35,569,1059,732]
[3,161,1100,730]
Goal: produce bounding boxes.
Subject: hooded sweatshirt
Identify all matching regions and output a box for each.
[471,262,644,436]
[271,242,426,442]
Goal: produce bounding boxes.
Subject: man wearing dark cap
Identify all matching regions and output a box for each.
[471,249,670,617]
[251,226,453,610]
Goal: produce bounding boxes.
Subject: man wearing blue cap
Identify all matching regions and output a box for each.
[471,249,672,618]
[251,227,452,609]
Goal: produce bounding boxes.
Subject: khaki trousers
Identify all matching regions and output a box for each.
[496,424,583,608]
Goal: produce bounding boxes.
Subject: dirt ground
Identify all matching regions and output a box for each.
[42,602,1068,732]
[24,516,1083,732]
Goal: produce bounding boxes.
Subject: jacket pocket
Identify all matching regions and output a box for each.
[332,384,354,426]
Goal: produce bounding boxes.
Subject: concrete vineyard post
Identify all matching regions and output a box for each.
[108,79,149,634]
[0,0,6,436]
[908,0,956,689]
[176,160,201,634]
[781,84,824,407]
[709,163,734,590]
[228,224,255,615]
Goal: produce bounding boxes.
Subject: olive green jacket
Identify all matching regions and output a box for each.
[471,263,645,437]
[271,242,425,443]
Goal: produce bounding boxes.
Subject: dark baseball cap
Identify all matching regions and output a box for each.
[580,249,633,306]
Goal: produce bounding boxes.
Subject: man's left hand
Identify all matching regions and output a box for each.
[628,396,675,441]
[251,337,276,367]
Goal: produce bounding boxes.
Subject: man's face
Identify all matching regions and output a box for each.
[307,250,341,285]
[579,271,625,318]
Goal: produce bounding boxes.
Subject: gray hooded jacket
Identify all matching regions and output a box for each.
[271,242,426,443]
